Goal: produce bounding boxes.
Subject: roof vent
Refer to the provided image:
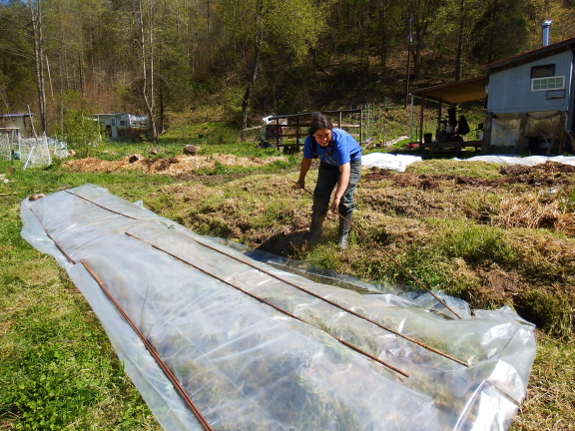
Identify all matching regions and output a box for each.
[542,20,552,47]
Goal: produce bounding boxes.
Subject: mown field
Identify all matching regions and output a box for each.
[1,139,574,430]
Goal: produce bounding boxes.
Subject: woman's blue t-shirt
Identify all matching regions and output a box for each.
[303,128,362,167]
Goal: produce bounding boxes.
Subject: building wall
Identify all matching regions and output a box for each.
[487,51,573,114]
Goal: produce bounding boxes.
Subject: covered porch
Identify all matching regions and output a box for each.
[409,76,488,155]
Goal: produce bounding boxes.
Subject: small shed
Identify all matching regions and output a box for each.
[482,35,575,153]
[95,113,149,140]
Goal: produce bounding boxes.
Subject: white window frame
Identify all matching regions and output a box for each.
[531,76,565,92]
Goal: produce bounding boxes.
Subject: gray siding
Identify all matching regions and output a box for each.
[487,51,573,114]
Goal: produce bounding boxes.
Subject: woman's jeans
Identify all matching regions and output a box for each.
[312,159,361,218]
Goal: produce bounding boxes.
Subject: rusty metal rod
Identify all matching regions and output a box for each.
[60,189,462,363]
[65,190,137,220]
[80,260,215,431]
[27,209,214,430]
[173,232,468,367]
[57,191,465,365]
[296,182,463,319]
[125,232,409,378]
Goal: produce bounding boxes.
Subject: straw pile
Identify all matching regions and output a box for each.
[62,154,288,176]
[494,193,575,235]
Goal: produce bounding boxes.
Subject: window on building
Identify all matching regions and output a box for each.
[531,64,555,78]
[532,76,565,92]
[120,121,126,126]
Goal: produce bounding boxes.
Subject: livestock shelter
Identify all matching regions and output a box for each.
[482,35,575,154]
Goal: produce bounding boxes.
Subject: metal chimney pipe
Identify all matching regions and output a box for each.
[542,20,552,47]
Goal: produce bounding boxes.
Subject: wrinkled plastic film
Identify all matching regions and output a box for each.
[20,184,536,431]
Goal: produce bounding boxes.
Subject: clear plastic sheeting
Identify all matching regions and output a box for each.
[489,111,563,148]
[20,184,536,431]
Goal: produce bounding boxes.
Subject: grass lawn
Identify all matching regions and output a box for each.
[1,140,574,430]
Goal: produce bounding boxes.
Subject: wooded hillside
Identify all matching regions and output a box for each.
[1,0,574,135]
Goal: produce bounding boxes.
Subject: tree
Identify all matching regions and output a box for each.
[26,0,48,134]
[218,0,329,129]
[472,0,528,64]
[407,0,444,80]
[428,0,485,80]
[0,2,37,111]
[57,108,103,157]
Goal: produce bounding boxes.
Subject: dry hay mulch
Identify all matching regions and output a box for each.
[494,193,575,235]
[62,154,289,176]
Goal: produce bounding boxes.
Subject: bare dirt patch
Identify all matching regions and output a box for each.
[362,161,575,190]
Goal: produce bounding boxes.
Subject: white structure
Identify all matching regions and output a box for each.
[95,113,149,139]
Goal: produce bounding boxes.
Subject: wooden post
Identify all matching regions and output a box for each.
[418,97,425,143]
[558,111,567,154]
[517,113,527,153]
[436,101,443,141]
[482,114,492,154]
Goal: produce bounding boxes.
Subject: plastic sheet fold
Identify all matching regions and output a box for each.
[20,184,536,431]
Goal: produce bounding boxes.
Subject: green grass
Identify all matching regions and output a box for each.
[0,161,166,430]
[1,134,574,429]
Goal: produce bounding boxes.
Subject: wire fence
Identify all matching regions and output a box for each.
[0,134,68,169]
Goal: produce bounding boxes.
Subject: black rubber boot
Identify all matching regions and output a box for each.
[338,214,352,250]
[306,211,326,245]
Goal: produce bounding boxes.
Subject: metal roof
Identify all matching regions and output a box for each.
[409,76,488,105]
[482,37,575,72]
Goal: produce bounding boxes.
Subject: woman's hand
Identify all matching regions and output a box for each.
[331,196,341,213]
[294,179,305,189]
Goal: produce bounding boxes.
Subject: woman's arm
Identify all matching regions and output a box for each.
[295,157,312,188]
[331,162,350,213]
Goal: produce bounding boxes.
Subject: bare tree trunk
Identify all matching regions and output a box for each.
[139,0,158,140]
[454,0,466,81]
[27,0,48,135]
[241,26,263,130]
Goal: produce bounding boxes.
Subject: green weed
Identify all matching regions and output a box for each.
[435,222,515,264]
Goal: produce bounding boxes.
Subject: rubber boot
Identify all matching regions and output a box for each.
[338,214,352,250]
[306,211,326,245]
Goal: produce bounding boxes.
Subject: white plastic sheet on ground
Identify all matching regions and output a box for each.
[461,154,575,167]
[20,184,536,431]
[361,153,422,172]
[362,152,575,170]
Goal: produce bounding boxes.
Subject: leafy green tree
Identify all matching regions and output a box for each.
[472,0,528,64]
[0,2,37,111]
[57,109,103,157]
[218,0,329,128]
[428,0,485,80]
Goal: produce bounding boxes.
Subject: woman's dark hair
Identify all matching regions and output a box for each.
[308,112,333,136]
